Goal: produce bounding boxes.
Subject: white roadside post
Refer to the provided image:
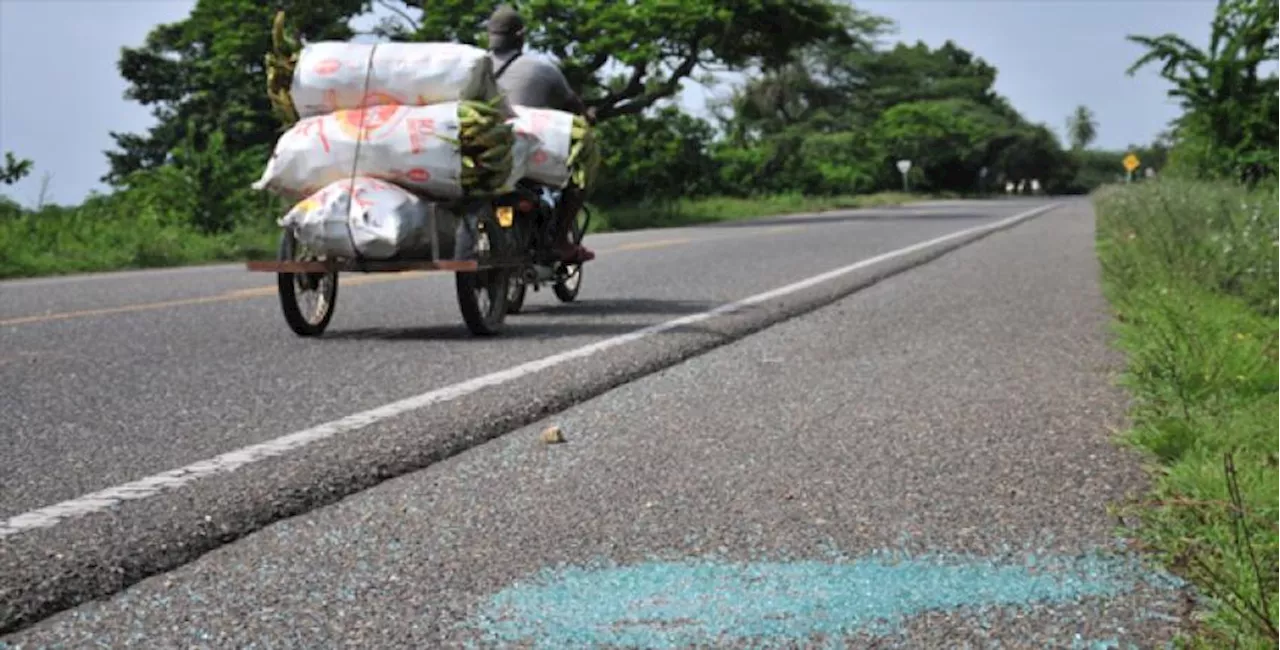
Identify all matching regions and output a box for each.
[896,159,912,193]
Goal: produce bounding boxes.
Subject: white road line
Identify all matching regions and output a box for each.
[0,203,1061,538]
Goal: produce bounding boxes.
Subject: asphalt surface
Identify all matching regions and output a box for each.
[0,198,1190,645]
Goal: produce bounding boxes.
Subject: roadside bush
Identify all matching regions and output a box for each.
[1097,178,1278,316]
[0,183,278,279]
[1095,178,1279,648]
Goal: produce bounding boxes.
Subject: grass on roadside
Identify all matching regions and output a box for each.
[587,191,929,232]
[1,191,931,280]
[0,204,277,280]
[1094,178,1278,649]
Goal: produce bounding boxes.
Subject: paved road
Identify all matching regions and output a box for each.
[0,199,1189,645]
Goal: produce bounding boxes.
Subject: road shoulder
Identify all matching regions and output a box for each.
[3,203,1190,648]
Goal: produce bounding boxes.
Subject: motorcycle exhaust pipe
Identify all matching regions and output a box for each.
[523,264,555,284]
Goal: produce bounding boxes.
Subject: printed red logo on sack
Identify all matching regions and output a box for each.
[313,59,341,76]
[405,168,431,183]
[532,151,549,165]
[334,105,403,141]
[360,91,404,108]
[406,117,437,154]
[408,117,436,134]
[350,188,375,209]
[295,118,333,153]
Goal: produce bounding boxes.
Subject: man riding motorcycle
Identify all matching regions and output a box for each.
[485,4,596,263]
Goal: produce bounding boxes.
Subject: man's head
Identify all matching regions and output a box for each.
[486,4,525,54]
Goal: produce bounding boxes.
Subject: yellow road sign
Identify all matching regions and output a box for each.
[1123,153,1140,172]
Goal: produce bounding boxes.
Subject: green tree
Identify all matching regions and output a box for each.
[106,0,368,185]
[718,6,892,138]
[1065,105,1098,150]
[726,36,1004,139]
[711,125,884,197]
[593,107,720,203]
[114,123,276,233]
[1127,0,1279,182]
[852,41,1007,116]
[1,152,33,186]
[716,33,1049,198]
[1066,149,1125,192]
[395,0,852,121]
[1134,129,1174,171]
[992,124,1072,191]
[872,99,1011,192]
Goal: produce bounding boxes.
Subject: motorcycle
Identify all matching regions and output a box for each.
[450,180,589,334]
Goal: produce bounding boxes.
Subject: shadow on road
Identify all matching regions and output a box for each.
[515,298,721,317]
[706,211,993,229]
[322,322,661,341]
[321,298,750,342]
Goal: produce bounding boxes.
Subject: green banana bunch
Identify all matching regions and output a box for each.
[264,11,300,126]
[565,115,601,194]
[458,97,516,195]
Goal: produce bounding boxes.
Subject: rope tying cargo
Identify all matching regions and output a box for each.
[343,42,379,263]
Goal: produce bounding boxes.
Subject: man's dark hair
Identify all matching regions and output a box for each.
[487,4,524,53]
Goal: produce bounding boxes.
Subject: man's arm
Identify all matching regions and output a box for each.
[567,91,597,124]
[549,64,592,122]
[565,90,587,117]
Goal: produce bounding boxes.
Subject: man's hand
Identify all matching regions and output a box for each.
[562,87,594,124]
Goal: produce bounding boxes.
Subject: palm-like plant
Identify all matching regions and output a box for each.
[1126,0,1278,181]
[1065,105,1098,150]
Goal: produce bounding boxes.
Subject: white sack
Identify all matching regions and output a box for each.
[254,103,464,200]
[254,102,541,200]
[279,177,453,260]
[507,128,543,189]
[509,105,576,189]
[291,41,514,119]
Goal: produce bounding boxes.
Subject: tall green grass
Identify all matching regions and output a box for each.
[1094,178,1278,648]
[0,203,276,279]
[0,191,929,279]
[589,192,926,232]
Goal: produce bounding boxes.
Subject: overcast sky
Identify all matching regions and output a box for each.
[0,0,1218,207]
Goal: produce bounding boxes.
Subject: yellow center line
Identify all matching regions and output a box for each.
[598,225,799,253]
[2,293,267,327]
[3,224,806,327]
[1,271,437,327]
[610,237,693,252]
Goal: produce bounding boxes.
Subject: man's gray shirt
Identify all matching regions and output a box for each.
[489,50,575,111]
